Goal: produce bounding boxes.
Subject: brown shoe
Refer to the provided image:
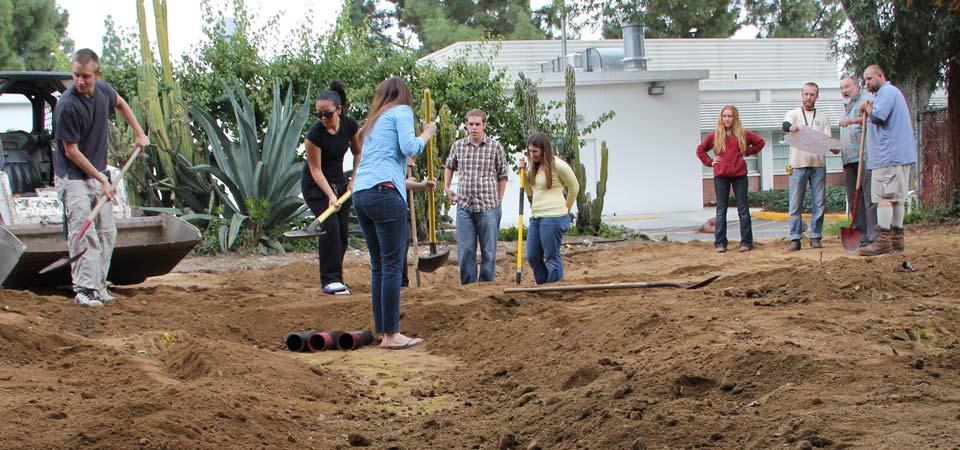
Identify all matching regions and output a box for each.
[891,227,904,252]
[858,228,893,256]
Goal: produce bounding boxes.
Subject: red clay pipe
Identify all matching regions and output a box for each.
[307,331,343,351]
[285,330,316,352]
[337,330,373,350]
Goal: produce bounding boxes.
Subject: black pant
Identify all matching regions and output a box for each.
[843,163,877,244]
[714,176,752,247]
[302,179,351,286]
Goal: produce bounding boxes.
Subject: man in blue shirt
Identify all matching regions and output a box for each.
[857,65,918,256]
[838,76,876,247]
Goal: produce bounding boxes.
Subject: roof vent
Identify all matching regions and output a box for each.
[621,24,648,71]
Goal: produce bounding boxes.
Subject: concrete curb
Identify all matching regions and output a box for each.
[752,210,847,222]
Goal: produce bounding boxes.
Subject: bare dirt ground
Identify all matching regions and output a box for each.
[2,225,960,449]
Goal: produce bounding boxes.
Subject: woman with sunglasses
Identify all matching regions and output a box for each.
[301,81,361,295]
[353,77,435,349]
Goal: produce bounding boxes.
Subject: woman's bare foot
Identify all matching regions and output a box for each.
[379,332,423,349]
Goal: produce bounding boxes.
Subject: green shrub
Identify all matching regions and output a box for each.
[741,187,846,213]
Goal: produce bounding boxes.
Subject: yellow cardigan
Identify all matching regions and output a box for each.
[523,157,580,218]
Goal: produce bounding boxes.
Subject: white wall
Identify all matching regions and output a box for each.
[451,75,704,228]
[539,78,702,215]
[0,95,33,132]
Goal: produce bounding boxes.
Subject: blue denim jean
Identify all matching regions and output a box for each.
[714,175,752,248]
[526,215,570,284]
[455,205,501,284]
[353,187,409,334]
[788,166,826,241]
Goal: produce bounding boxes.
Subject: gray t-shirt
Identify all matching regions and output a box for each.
[53,80,118,179]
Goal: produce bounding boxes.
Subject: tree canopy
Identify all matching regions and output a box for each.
[0,0,73,71]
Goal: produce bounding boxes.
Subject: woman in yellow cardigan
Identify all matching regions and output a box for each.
[518,132,580,284]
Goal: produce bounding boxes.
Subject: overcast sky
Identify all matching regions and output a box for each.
[57,0,755,60]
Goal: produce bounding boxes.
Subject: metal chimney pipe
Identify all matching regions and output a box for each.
[621,23,648,71]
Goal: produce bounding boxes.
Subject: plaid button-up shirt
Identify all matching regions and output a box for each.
[444,135,508,211]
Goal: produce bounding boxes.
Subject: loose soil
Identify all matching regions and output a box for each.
[2,225,960,449]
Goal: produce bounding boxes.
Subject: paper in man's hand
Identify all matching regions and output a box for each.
[781,126,842,156]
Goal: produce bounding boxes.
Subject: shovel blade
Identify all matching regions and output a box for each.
[685,275,720,289]
[282,229,327,239]
[417,249,450,273]
[38,250,85,275]
[840,227,861,253]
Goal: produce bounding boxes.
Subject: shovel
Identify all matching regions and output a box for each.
[841,116,867,252]
[503,275,721,294]
[416,88,450,273]
[407,164,421,287]
[39,144,149,275]
[283,190,352,238]
[515,165,526,285]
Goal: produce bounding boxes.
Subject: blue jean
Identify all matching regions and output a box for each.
[526,215,570,284]
[353,187,408,334]
[455,205,501,284]
[788,166,826,241]
[714,175,752,247]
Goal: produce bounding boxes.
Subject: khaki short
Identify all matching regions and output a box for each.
[870,164,912,203]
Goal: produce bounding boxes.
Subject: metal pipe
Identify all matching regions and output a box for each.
[285,330,316,352]
[307,331,343,351]
[337,330,374,350]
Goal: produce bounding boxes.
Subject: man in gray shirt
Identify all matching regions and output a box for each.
[838,76,876,247]
[54,49,149,306]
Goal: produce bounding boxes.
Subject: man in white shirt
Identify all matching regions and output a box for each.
[782,82,834,251]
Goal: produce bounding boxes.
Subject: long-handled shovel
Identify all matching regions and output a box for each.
[503,275,721,294]
[407,164,421,287]
[841,116,868,252]
[515,165,526,285]
[417,88,449,273]
[284,191,352,238]
[39,144,149,274]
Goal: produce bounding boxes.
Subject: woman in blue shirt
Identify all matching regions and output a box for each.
[353,77,436,350]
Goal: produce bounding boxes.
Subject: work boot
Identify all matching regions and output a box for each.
[810,238,823,249]
[858,228,893,256]
[788,240,801,252]
[891,227,905,252]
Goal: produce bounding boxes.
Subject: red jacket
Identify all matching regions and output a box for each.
[696,131,765,178]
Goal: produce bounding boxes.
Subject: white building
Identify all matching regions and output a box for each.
[422,38,850,226]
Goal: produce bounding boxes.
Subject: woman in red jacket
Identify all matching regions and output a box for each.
[697,105,765,253]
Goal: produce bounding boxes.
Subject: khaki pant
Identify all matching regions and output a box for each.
[55,176,116,293]
[871,164,912,203]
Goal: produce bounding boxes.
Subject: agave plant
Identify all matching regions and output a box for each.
[190,80,311,252]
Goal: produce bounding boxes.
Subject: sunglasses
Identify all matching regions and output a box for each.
[313,109,337,119]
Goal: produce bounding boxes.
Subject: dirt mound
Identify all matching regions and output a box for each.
[2,228,960,448]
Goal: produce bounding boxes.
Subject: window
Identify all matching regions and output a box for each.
[700,132,760,177]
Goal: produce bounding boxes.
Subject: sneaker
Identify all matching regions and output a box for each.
[98,289,116,303]
[810,238,823,249]
[715,246,726,253]
[74,290,103,308]
[322,282,349,295]
[788,240,801,252]
[739,244,752,252]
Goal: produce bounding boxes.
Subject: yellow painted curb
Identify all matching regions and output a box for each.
[752,210,847,222]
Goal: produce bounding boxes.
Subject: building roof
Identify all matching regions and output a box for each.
[420,38,840,82]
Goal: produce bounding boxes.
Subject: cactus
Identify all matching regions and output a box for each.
[513,72,539,139]
[133,0,210,211]
[562,65,610,235]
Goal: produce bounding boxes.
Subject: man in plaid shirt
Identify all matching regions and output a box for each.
[443,109,508,284]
